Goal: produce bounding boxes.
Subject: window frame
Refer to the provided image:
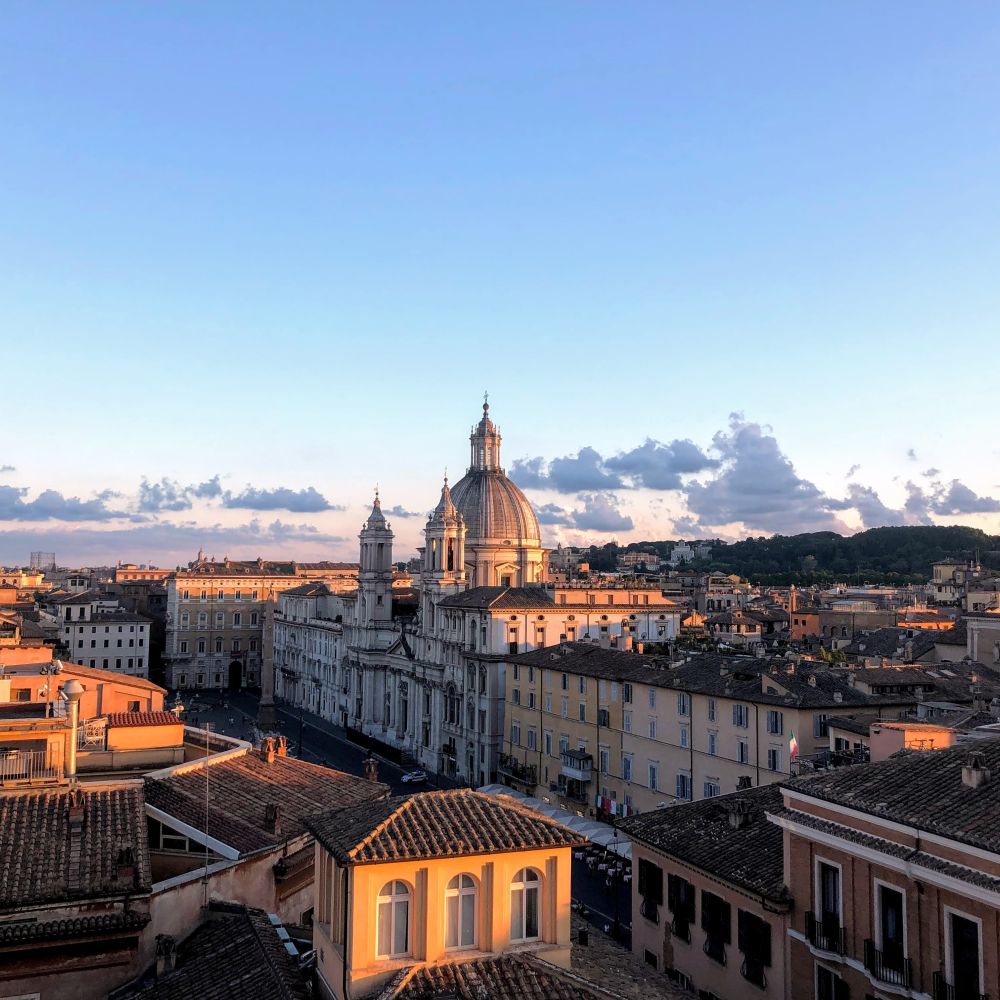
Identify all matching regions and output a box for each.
[375,879,412,959]
[510,868,541,943]
[943,903,984,997]
[444,873,478,951]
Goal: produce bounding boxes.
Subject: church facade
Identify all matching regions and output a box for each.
[332,403,680,786]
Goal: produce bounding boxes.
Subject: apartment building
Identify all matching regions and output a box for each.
[163,556,357,692]
[622,783,790,998]
[500,644,916,820]
[772,739,1000,1000]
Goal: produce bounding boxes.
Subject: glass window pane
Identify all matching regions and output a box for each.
[394,898,409,955]
[511,887,524,939]
[377,900,391,957]
[525,885,539,938]
[446,893,459,948]
[461,891,476,946]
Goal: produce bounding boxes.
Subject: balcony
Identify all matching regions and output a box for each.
[560,748,593,783]
[806,912,847,954]
[864,939,910,989]
[0,748,63,786]
[498,753,537,787]
[933,971,988,1000]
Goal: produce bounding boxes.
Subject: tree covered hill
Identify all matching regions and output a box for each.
[581,525,1000,585]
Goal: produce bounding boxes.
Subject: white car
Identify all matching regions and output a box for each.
[401,769,427,784]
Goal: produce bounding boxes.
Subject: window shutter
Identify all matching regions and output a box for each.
[759,919,772,967]
[737,909,747,952]
[667,874,678,913]
[719,899,732,943]
[833,977,849,1000]
[638,859,648,897]
[701,890,711,932]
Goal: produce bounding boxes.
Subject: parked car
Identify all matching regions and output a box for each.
[401,769,427,784]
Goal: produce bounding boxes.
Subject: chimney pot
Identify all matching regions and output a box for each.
[262,736,276,764]
[275,735,288,757]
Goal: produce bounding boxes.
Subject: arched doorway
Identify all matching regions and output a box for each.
[227,660,243,691]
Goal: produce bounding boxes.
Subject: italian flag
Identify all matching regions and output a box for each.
[789,730,799,761]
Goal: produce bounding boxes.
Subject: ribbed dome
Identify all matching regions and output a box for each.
[449,469,540,544]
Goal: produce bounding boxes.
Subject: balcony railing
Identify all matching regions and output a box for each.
[0,748,62,785]
[498,753,537,787]
[864,939,910,989]
[932,970,988,1000]
[806,912,847,954]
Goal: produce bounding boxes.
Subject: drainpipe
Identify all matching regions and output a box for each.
[63,679,84,782]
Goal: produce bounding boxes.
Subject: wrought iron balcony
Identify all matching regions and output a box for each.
[806,912,847,954]
[864,939,911,989]
[933,970,988,1000]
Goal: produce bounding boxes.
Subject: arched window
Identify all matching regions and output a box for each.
[510,868,540,941]
[445,874,477,949]
[376,880,411,958]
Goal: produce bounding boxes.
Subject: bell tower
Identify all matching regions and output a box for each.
[359,491,393,626]
[423,477,466,585]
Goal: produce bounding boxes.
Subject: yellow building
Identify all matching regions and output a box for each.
[501,643,917,820]
[306,788,582,1000]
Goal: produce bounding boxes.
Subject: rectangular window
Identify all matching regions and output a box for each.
[526,728,536,751]
[648,763,658,791]
[648,688,656,708]
[648,717,657,740]
[637,858,663,910]
[703,779,721,798]
[560,697,568,718]
[512,689,520,706]
[623,710,632,733]
[579,675,586,694]
[677,692,690,716]
[708,732,717,755]
[738,911,771,987]
[737,738,749,764]
[527,691,535,709]
[814,714,830,738]
[578,702,586,722]
[708,698,716,722]
[766,710,783,735]
[876,882,906,976]
[667,874,696,939]
[623,683,633,704]
[511,721,521,746]
[816,964,849,1000]
[622,754,632,781]
[767,747,782,771]
[733,703,749,728]
[599,747,609,773]
[544,731,552,756]
[180,640,188,653]
[947,910,983,998]
[543,693,552,713]
[701,891,731,964]
[680,726,689,749]
[675,772,690,800]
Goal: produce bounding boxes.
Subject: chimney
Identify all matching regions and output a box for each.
[116,845,136,883]
[725,798,754,829]
[623,634,634,652]
[363,752,379,783]
[262,736,276,764]
[807,674,817,687]
[67,786,86,827]
[736,775,753,790]
[62,678,85,781]
[264,802,282,835]
[155,934,177,977]
[275,735,288,757]
[962,751,991,790]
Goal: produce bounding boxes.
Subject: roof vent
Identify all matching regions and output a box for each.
[963,751,991,790]
[264,802,282,835]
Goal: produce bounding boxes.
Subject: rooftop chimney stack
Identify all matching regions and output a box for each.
[116,845,136,883]
[264,802,281,835]
[275,735,288,757]
[262,736,276,764]
[962,751,991,790]
[62,678,85,781]
[363,752,379,782]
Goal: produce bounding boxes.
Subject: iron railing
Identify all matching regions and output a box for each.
[864,939,911,989]
[806,912,847,954]
[932,970,988,1000]
[0,748,62,785]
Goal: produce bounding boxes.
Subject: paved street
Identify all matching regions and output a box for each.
[172,688,632,942]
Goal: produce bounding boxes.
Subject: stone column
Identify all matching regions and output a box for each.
[257,594,277,728]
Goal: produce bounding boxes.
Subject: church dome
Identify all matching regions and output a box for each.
[450,469,540,543]
[449,399,541,544]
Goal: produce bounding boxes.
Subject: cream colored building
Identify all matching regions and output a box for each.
[306,788,581,1000]
[501,644,916,820]
[164,557,358,692]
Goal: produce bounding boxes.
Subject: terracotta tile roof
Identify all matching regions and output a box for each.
[107,711,182,728]
[111,905,309,1000]
[144,749,388,854]
[619,784,788,903]
[384,954,620,1000]
[0,909,149,945]
[307,789,584,865]
[782,739,1000,853]
[934,619,968,645]
[61,662,166,693]
[0,784,151,907]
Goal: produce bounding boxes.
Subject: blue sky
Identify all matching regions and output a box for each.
[2,3,999,564]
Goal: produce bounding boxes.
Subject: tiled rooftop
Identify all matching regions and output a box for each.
[783,738,1000,853]
[0,784,150,908]
[110,905,309,1000]
[107,711,182,728]
[0,909,149,945]
[619,784,787,903]
[144,748,388,854]
[307,789,583,865]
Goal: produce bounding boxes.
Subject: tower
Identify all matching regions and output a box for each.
[358,492,394,626]
[469,398,502,472]
[423,477,466,584]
